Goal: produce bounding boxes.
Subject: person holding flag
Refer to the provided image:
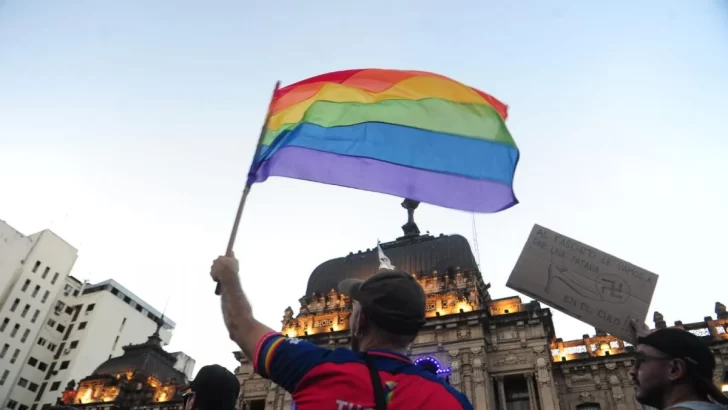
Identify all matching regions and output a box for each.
[211,248,473,409]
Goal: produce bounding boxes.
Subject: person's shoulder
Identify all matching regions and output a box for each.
[430,378,472,409]
[397,365,473,409]
[325,346,365,363]
[671,403,726,410]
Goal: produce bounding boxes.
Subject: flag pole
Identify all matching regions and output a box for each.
[215,81,281,295]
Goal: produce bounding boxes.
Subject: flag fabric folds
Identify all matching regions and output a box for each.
[377,241,395,270]
[247,69,520,213]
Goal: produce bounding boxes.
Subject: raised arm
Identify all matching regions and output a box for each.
[210,253,334,393]
[210,253,274,361]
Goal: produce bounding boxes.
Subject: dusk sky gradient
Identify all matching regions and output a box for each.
[1,1,727,374]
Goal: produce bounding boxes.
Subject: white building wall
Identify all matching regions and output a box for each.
[171,352,196,381]
[0,225,79,410]
[0,221,34,306]
[0,221,187,410]
[35,280,174,406]
[15,276,85,408]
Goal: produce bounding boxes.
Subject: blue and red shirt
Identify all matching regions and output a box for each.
[254,332,473,409]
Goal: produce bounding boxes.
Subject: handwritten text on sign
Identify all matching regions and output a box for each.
[507,224,659,343]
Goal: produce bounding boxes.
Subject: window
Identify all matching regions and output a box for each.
[55,301,65,312]
[78,321,87,330]
[11,323,19,337]
[49,381,60,391]
[0,343,8,358]
[73,290,79,297]
[65,306,73,315]
[42,267,50,279]
[37,337,46,346]
[10,348,20,363]
[28,357,38,366]
[59,360,70,370]
[31,405,37,410]
[248,399,265,410]
[32,285,40,298]
[51,272,59,284]
[38,362,48,371]
[0,370,9,386]
[21,328,30,342]
[47,318,56,327]
[21,304,30,318]
[63,284,73,294]
[577,404,601,410]
[48,343,57,352]
[86,303,95,312]
[56,324,65,333]
[32,260,41,273]
[11,298,20,312]
[18,378,28,387]
[31,310,40,323]
[19,405,29,410]
[0,318,8,331]
[502,375,530,410]
[7,400,18,409]
[22,279,30,292]
[41,290,49,303]
[69,340,78,349]
[29,382,38,392]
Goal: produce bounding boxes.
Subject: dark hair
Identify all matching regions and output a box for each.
[195,395,237,410]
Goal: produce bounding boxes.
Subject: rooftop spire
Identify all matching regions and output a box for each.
[401,199,421,238]
[145,315,164,346]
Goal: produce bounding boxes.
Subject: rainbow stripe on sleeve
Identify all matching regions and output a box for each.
[254,332,285,378]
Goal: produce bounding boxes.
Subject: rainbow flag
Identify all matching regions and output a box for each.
[248,69,519,213]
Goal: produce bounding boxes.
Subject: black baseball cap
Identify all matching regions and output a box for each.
[338,269,426,335]
[638,328,727,404]
[189,365,240,409]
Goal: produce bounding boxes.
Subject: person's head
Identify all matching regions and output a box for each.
[629,328,728,409]
[338,269,426,353]
[184,364,240,410]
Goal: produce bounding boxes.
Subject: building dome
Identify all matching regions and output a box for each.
[306,234,479,296]
[91,323,186,385]
[305,200,479,295]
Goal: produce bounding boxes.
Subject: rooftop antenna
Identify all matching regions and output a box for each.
[471,213,481,268]
[160,293,173,334]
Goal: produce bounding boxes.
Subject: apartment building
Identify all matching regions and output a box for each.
[1,221,184,409]
[0,221,79,409]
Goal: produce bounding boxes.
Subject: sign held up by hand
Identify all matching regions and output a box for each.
[506,224,659,343]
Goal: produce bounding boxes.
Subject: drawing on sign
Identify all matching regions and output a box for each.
[545,263,630,304]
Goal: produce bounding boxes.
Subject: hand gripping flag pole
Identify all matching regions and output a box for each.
[214,81,281,295]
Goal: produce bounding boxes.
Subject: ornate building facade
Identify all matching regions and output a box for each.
[233,200,728,410]
[56,320,188,410]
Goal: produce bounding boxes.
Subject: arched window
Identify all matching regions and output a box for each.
[577,403,601,410]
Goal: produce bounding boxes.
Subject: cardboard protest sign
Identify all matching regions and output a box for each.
[506,224,659,343]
